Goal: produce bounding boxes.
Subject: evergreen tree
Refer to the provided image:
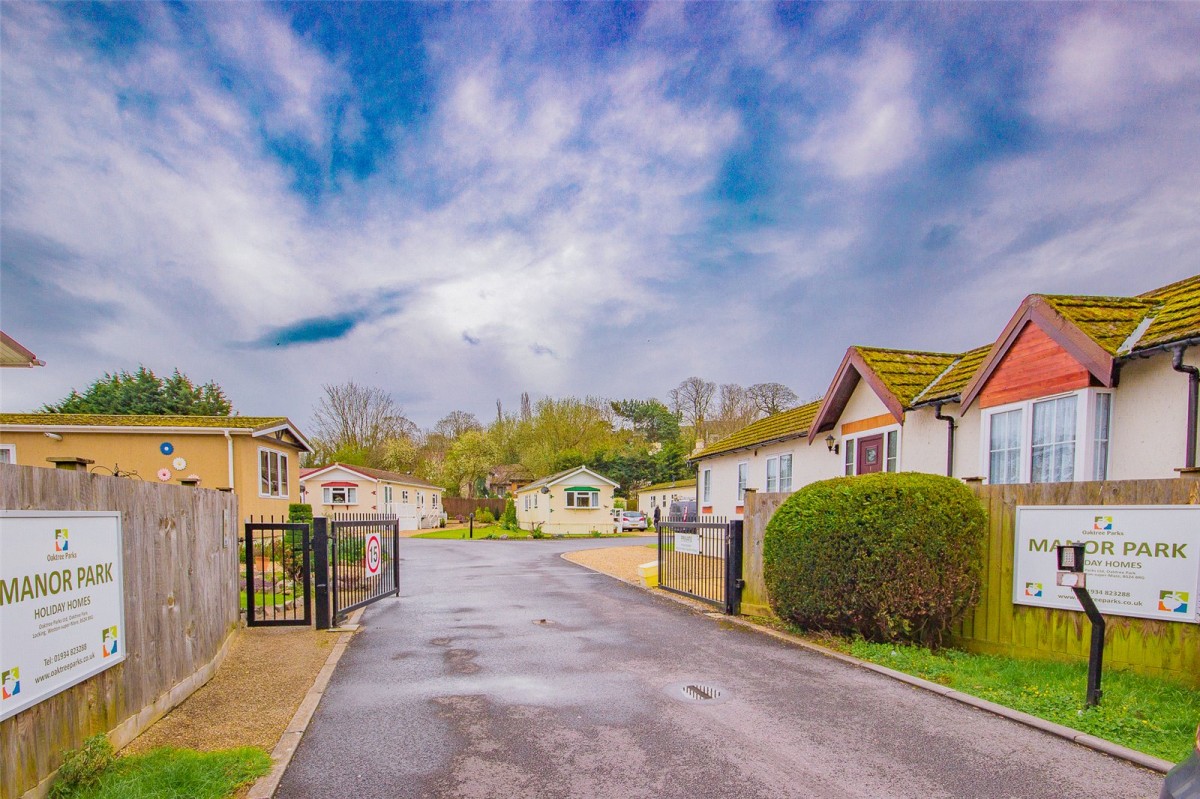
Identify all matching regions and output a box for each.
[42,367,233,415]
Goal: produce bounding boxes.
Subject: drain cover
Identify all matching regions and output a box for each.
[681,684,721,701]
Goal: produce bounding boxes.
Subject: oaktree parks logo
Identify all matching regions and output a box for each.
[1024,582,1043,598]
[1159,591,1190,614]
[1093,516,1113,531]
[55,528,69,552]
[1,668,19,699]
[102,626,119,657]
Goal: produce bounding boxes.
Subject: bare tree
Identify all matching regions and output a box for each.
[310,382,416,464]
[668,376,716,439]
[747,382,800,416]
[434,410,482,440]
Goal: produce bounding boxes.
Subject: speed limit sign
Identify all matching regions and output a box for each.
[364,532,382,576]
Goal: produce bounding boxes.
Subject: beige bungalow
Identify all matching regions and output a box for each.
[690,272,1200,519]
[514,465,618,535]
[635,478,696,517]
[299,463,444,530]
[0,413,310,520]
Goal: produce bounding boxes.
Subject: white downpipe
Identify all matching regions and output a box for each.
[223,430,234,488]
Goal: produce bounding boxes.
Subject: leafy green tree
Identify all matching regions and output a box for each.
[42,367,233,415]
[438,430,497,497]
[611,399,680,444]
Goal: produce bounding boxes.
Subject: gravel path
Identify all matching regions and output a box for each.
[561,543,656,584]
[123,627,333,754]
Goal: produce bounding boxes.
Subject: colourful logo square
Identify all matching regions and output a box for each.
[1,668,19,699]
[101,626,119,657]
[1025,582,1043,598]
[1159,591,1189,614]
[1093,516,1113,531]
[55,528,68,552]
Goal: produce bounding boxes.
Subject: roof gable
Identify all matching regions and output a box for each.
[299,462,442,490]
[0,413,312,451]
[518,465,619,492]
[960,296,1118,410]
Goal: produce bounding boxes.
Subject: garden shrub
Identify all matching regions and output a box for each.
[287,503,313,524]
[475,508,496,525]
[500,499,518,530]
[50,734,115,798]
[763,472,986,646]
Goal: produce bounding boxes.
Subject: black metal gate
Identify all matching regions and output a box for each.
[313,514,400,628]
[657,516,743,614]
[244,520,311,626]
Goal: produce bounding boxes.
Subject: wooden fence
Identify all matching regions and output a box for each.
[442,496,506,520]
[955,478,1199,686]
[742,479,1200,687]
[0,465,240,799]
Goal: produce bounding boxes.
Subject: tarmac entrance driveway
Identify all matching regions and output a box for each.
[278,538,1162,799]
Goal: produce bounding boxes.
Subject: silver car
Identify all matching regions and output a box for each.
[1162,724,1200,799]
[616,511,647,531]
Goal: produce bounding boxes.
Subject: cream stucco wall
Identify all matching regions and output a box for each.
[1108,350,1199,479]
[695,435,840,520]
[299,465,443,530]
[637,484,696,516]
[0,427,302,520]
[516,472,616,534]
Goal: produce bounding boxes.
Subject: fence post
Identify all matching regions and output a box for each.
[725,520,744,615]
[313,516,331,630]
[391,518,400,598]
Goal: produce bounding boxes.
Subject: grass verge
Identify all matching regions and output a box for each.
[52,743,270,799]
[747,619,1199,763]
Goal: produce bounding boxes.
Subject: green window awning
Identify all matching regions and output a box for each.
[564,486,600,492]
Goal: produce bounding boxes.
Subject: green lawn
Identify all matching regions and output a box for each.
[824,637,1199,762]
[238,586,298,611]
[50,744,269,799]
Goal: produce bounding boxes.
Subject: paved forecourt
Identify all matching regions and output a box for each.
[278,536,1163,799]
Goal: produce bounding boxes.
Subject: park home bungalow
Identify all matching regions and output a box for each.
[299,463,444,530]
[514,465,618,535]
[635,478,696,517]
[691,273,1200,518]
[0,413,311,519]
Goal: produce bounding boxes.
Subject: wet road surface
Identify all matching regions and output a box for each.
[278,537,1163,799]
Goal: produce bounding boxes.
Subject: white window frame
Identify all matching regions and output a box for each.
[843,425,901,476]
[258,448,290,499]
[524,495,531,511]
[0,444,14,465]
[765,457,779,493]
[701,469,712,503]
[779,453,793,493]
[417,491,425,507]
[322,486,357,505]
[980,388,1113,485]
[737,461,748,502]
[432,493,439,508]
[566,489,599,509]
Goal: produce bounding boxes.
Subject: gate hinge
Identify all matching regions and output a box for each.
[735,579,746,589]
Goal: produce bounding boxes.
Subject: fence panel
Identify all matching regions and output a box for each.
[442,497,506,520]
[0,465,239,798]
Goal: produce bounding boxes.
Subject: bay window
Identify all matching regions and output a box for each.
[566,489,599,508]
[322,486,357,505]
[983,389,1112,485]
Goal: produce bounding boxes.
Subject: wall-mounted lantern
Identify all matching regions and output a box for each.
[825,435,839,455]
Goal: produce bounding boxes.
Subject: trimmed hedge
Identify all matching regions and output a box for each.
[764,472,986,646]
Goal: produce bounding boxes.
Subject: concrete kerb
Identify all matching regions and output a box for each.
[246,607,365,799]
[561,554,1175,776]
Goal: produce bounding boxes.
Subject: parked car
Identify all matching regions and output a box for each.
[616,510,647,531]
[666,500,697,521]
[1161,723,1200,799]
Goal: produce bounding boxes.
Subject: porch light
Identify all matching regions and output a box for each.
[825,435,839,455]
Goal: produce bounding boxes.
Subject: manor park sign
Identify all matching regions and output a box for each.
[1014,506,1199,624]
[0,511,126,721]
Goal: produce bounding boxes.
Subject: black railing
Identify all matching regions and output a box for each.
[657,515,743,614]
[244,518,311,627]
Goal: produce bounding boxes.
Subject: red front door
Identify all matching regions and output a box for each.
[857,434,884,475]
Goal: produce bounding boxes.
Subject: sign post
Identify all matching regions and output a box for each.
[0,511,125,722]
[1056,542,1104,706]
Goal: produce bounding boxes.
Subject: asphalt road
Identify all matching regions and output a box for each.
[278,537,1163,799]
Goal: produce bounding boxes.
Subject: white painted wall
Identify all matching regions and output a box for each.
[1108,350,1198,479]
[516,470,617,534]
[696,436,840,519]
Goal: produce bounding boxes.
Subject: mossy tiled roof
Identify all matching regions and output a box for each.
[693,399,822,461]
[854,347,959,408]
[0,413,290,431]
[911,345,992,406]
[1136,274,1200,350]
[638,478,697,493]
[1040,295,1158,355]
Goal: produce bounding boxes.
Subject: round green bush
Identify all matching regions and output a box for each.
[764,472,986,646]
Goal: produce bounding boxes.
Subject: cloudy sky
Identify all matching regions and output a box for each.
[2,2,1198,430]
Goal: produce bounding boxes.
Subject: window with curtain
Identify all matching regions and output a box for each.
[765,457,779,492]
[1093,393,1112,481]
[988,409,1022,484]
[737,462,748,501]
[1031,395,1077,483]
[779,454,793,492]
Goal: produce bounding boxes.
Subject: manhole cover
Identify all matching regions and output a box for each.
[681,684,721,701]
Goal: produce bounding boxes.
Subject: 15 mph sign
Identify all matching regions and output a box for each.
[364,533,382,576]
